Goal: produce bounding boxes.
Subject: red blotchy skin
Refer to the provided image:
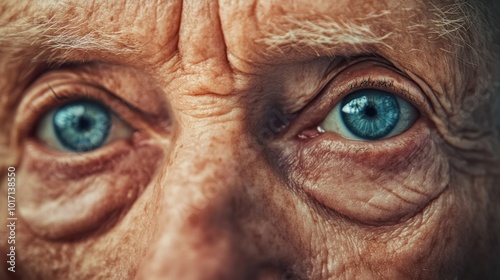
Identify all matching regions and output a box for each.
[0,0,499,279]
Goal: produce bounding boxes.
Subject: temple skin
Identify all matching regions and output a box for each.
[0,0,499,279]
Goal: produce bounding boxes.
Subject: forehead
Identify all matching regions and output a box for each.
[0,0,474,110]
[1,0,429,63]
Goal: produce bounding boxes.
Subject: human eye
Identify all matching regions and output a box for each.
[319,89,418,141]
[37,99,131,152]
[269,58,448,226]
[12,64,166,240]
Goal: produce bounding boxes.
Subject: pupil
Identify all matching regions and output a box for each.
[52,100,112,152]
[77,117,92,131]
[340,90,401,140]
[364,106,377,117]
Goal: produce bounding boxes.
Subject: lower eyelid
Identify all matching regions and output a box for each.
[17,138,164,239]
[287,118,432,175]
[272,120,448,225]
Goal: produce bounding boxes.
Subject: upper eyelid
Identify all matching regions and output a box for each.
[338,76,423,113]
[325,63,428,112]
[12,63,175,133]
[333,67,427,109]
[26,63,169,116]
[13,81,144,145]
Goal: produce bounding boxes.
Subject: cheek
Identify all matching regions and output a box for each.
[307,176,483,278]
[384,176,489,277]
[357,196,463,278]
[17,136,162,240]
[14,181,161,279]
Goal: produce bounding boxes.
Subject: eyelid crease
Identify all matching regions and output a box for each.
[333,63,429,112]
[25,62,171,116]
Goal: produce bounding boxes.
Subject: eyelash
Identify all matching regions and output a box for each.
[348,77,398,93]
[335,77,416,109]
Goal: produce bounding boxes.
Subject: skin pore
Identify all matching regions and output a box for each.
[1,0,499,279]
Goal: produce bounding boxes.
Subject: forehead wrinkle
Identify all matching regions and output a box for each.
[0,0,181,65]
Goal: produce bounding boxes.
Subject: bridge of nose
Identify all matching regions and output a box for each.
[133,1,305,278]
[133,123,264,279]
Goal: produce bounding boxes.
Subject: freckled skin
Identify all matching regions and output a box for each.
[0,0,499,279]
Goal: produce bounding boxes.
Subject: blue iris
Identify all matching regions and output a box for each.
[341,90,400,140]
[53,101,111,152]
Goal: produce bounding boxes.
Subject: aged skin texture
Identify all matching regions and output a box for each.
[0,0,499,279]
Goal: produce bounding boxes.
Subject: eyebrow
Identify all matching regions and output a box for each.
[0,16,139,64]
[256,12,395,58]
[255,2,493,66]
[0,15,395,72]
[0,2,478,63]
[1,12,391,63]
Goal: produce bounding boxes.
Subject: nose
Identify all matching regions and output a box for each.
[134,131,283,280]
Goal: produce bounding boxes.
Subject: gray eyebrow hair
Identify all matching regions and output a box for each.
[0,16,139,63]
[255,11,394,57]
[0,1,494,64]
[3,11,394,62]
[256,1,497,64]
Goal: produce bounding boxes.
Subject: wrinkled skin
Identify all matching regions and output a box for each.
[0,0,500,279]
